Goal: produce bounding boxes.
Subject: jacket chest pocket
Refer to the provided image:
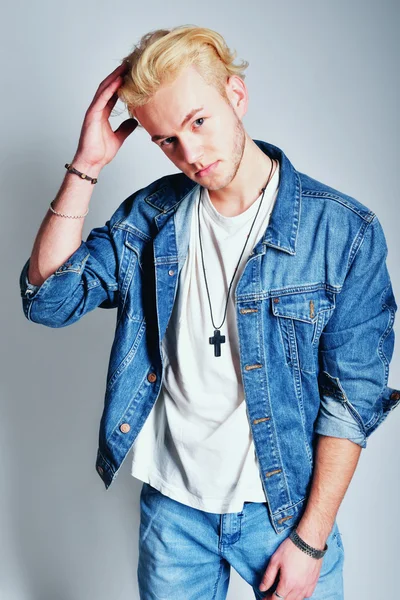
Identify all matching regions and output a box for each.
[271,289,336,373]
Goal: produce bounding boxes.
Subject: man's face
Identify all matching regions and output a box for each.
[134,65,247,191]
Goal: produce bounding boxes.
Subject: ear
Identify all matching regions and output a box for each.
[225,75,248,120]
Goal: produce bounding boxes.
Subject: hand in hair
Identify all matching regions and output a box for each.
[73,62,138,171]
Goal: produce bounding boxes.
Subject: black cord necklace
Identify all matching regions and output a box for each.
[198,157,276,357]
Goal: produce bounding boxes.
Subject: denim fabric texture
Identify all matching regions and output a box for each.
[137,482,344,599]
[19,139,400,534]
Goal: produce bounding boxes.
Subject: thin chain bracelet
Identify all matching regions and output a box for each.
[49,200,89,219]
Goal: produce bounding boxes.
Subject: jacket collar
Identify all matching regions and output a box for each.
[146,139,301,255]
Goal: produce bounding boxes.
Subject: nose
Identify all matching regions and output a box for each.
[179,138,203,165]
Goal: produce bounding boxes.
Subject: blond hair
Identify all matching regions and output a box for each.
[117,25,249,123]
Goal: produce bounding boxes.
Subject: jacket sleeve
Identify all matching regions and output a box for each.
[19,218,121,327]
[314,214,400,448]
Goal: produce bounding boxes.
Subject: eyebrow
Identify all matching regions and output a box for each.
[151,107,204,142]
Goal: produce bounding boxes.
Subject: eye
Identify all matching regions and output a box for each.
[160,137,175,147]
[159,118,206,148]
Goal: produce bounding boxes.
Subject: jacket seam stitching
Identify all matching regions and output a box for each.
[301,190,375,222]
[271,496,306,516]
[345,216,375,272]
[376,282,396,399]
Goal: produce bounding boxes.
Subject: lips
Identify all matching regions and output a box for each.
[196,161,219,177]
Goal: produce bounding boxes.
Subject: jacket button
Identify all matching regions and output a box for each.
[120,423,131,433]
[273,297,280,303]
[147,372,157,383]
[97,466,104,475]
[168,269,175,276]
[390,390,400,401]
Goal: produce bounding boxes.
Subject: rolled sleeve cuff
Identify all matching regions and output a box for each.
[20,258,40,296]
[314,393,367,448]
[19,241,90,301]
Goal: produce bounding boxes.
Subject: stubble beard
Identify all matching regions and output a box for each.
[202,117,246,192]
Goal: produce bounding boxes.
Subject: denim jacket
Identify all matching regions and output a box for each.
[19,140,400,534]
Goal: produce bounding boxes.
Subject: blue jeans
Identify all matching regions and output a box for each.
[137,483,345,599]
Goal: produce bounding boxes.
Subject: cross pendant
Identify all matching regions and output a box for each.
[209,329,226,357]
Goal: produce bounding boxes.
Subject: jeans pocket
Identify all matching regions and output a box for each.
[330,521,345,558]
[333,530,345,555]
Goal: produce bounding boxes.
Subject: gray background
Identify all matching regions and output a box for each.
[2,0,399,598]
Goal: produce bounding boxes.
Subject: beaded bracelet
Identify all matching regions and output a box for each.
[48,161,98,218]
[65,162,98,184]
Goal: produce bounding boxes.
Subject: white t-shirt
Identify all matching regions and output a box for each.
[130,162,280,513]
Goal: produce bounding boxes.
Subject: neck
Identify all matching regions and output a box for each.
[208,134,276,217]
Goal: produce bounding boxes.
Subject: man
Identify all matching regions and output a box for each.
[19,25,400,600]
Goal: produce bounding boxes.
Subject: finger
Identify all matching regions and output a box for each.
[285,590,305,600]
[97,61,129,94]
[259,563,280,593]
[89,75,124,115]
[304,584,316,598]
[91,61,129,108]
[264,586,288,600]
[104,91,120,119]
[113,118,138,144]
[282,591,296,600]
